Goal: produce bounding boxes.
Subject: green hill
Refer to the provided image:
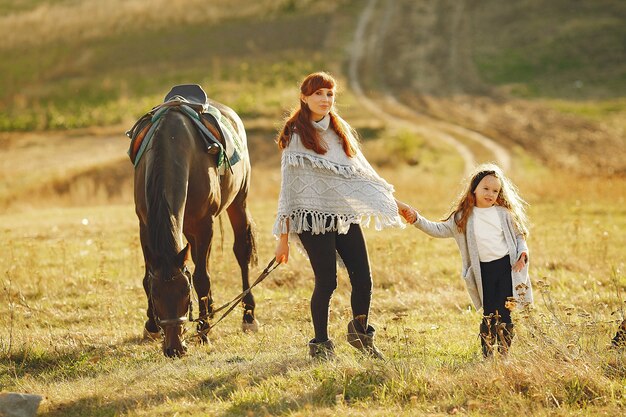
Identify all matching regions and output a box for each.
[353,0,625,175]
[356,0,625,99]
[0,0,624,142]
[0,0,355,130]
[472,0,626,99]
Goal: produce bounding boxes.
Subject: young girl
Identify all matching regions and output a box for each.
[273,71,413,359]
[404,164,533,357]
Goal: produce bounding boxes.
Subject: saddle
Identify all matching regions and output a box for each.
[164,84,209,111]
[126,84,242,172]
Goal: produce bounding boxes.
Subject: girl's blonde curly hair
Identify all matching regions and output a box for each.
[446,163,529,236]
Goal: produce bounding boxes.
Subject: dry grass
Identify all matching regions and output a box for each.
[400,93,626,177]
[1,2,625,414]
[0,131,625,415]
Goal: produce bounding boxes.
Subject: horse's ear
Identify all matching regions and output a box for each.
[176,243,191,267]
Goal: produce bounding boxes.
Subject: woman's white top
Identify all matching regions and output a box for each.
[273,115,403,238]
[473,206,509,262]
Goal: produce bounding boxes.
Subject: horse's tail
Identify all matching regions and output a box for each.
[247,217,258,267]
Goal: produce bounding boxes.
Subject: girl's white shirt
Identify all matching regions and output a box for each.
[473,206,509,262]
[412,205,532,310]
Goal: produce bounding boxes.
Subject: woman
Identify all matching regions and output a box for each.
[273,72,414,359]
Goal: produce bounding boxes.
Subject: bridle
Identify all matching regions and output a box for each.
[148,265,194,329]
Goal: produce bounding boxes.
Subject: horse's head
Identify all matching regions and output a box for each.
[149,243,192,358]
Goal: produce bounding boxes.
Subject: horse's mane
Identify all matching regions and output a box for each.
[146,116,184,270]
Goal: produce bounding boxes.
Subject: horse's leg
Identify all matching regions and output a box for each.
[139,223,160,340]
[187,217,214,342]
[226,200,258,332]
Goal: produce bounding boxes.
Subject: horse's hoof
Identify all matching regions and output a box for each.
[196,320,210,343]
[196,325,210,345]
[143,327,161,341]
[164,346,187,358]
[242,319,260,333]
[198,333,210,344]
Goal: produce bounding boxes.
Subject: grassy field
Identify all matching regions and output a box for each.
[1,1,626,416]
[1,155,625,416]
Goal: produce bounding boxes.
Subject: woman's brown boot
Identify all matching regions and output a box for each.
[347,318,384,359]
[308,339,335,360]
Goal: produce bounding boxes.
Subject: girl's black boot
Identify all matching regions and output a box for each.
[480,321,495,358]
[497,323,515,355]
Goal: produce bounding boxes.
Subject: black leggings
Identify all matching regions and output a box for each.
[480,255,513,324]
[298,223,372,342]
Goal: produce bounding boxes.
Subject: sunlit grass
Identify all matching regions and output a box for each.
[1,163,625,415]
[540,98,626,134]
[0,1,625,415]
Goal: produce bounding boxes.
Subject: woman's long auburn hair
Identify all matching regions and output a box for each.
[447,163,530,236]
[276,72,358,156]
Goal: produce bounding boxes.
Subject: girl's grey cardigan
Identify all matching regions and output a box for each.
[412,205,533,311]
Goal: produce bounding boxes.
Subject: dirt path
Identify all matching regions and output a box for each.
[348,0,511,175]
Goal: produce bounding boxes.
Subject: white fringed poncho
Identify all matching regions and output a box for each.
[273,115,404,240]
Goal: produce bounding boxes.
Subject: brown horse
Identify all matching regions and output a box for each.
[133,99,257,357]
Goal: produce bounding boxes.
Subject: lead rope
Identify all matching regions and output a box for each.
[188,257,280,340]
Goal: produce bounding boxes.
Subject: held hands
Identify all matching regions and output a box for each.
[396,199,417,224]
[512,253,527,272]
